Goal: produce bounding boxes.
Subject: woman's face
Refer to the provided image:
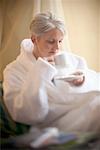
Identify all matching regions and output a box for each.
[32,28,64,58]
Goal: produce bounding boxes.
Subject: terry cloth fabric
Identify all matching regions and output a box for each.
[0,81,30,139]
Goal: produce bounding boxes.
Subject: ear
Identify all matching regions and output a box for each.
[31,35,37,43]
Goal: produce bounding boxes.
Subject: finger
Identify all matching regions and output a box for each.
[72,71,84,75]
[73,77,85,86]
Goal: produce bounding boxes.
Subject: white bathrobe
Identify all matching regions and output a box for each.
[3,39,100,133]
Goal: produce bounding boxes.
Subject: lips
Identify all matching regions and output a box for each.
[49,51,58,55]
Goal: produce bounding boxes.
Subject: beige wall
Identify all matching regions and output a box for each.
[62,0,100,71]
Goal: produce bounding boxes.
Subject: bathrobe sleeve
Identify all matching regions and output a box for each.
[3,58,57,125]
[67,52,88,69]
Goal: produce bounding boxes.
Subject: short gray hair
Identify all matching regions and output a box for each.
[30,12,66,36]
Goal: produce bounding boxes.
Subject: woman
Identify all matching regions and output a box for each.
[3,12,100,133]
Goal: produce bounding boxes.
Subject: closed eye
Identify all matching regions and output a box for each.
[47,39,63,44]
[47,40,55,44]
[59,40,63,43]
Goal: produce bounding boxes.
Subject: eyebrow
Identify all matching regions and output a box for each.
[47,38,63,41]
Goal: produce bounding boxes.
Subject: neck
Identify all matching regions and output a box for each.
[32,46,39,59]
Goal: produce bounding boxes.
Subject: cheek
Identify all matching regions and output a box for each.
[43,44,51,52]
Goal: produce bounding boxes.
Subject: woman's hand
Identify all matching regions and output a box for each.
[68,71,85,86]
[44,56,55,65]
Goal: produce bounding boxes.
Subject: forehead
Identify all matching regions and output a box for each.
[41,28,64,39]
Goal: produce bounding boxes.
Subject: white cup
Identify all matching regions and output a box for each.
[54,52,68,68]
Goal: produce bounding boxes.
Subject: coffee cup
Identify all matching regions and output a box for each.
[54,52,68,68]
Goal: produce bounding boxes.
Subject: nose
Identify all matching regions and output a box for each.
[54,42,60,50]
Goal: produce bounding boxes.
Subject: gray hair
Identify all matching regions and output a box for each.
[30,12,66,36]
